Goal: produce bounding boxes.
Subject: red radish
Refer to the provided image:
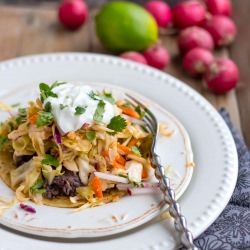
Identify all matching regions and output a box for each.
[58,0,88,30]
[205,0,232,16]
[172,1,206,29]
[145,1,172,28]
[204,58,239,94]
[183,48,214,76]
[202,15,236,46]
[143,45,170,69]
[120,51,148,65]
[178,26,214,54]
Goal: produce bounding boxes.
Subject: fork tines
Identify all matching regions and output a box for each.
[124,94,158,135]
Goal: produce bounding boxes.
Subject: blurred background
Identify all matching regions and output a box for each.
[0,0,180,6]
[0,0,249,149]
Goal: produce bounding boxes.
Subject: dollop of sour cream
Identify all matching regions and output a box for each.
[43,83,115,134]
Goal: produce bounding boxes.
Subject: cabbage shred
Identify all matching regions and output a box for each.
[0,82,156,209]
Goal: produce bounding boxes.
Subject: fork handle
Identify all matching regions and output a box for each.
[154,154,198,250]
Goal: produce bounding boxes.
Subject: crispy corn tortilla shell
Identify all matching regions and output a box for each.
[0,151,127,208]
[42,191,127,208]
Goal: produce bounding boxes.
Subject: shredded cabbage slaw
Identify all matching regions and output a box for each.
[0,82,157,210]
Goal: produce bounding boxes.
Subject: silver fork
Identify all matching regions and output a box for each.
[125,94,197,250]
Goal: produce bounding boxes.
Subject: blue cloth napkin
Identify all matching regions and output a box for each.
[193,109,250,250]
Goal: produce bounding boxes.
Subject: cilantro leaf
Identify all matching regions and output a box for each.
[89,89,115,104]
[44,102,52,112]
[39,83,58,103]
[30,177,46,194]
[15,108,27,125]
[75,106,87,115]
[15,117,23,125]
[135,106,145,119]
[86,131,96,142]
[41,154,59,167]
[122,102,132,108]
[11,103,21,108]
[102,91,115,104]
[60,104,68,110]
[93,100,105,123]
[107,115,127,135]
[131,146,141,156]
[39,83,50,91]
[132,181,141,187]
[0,135,8,149]
[88,90,99,101]
[50,81,67,89]
[36,111,54,127]
[34,189,47,194]
[18,108,27,117]
[8,122,14,131]
[31,178,43,190]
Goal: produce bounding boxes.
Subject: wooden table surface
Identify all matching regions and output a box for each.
[0,1,249,148]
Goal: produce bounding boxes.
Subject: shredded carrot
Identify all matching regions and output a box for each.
[113,160,125,169]
[91,176,103,198]
[28,114,39,124]
[67,131,76,139]
[115,154,126,165]
[117,144,132,154]
[142,169,148,179]
[120,106,140,119]
[101,150,109,157]
[127,138,139,147]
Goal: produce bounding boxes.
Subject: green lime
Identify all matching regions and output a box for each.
[95,1,158,52]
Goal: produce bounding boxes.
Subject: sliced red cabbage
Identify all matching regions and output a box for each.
[54,126,62,144]
[20,203,36,213]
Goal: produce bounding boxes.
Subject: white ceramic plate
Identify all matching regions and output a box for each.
[0,81,194,238]
[0,53,238,250]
